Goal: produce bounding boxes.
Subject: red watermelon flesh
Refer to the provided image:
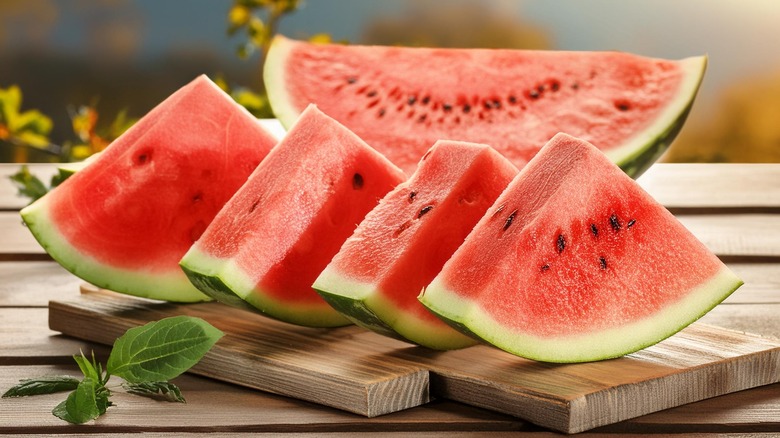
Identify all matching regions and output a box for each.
[264,35,706,177]
[419,133,742,363]
[313,140,518,349]
[180,105,406,327]
[20,75,278,302]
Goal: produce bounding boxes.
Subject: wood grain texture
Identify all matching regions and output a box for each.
[49,288,431,418]
[0,262,82,307]
[638,163,780,210]
[0,365,525,434]
[0,212,51,261]
[48,289,780,434]
[0,308,109,365]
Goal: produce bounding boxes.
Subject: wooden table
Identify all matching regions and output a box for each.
[1,162,779,435]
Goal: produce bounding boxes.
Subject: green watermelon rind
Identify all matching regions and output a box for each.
[20,196,211,303]
[606,55,707,177]
[420,265,742,363]
[313,266,477,350]
[180,247,352,328]
[264,36,707,179]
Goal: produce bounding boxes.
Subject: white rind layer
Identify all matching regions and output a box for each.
[420,265,742,363]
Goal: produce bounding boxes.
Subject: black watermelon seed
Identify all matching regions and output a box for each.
[528,89,540,99]
[610,214,621,231]
[136,152,150,164]
[571,82,580,90]
[556,234,566,253]
[615,100,631,111]
[491,99,501,109]
[508,95,517,104]
[550,80,561,92]
[249,198,261,213]
[590,223,599,237]
[627,218,636,228]
[408,191,417,202]
[541,263,550,272]
[408,96,417,105]
[366,90,377,98]
[421,96,430,105]
[378,108,386,117]
[442,103,453,112]
[599,256,607,270]
[418,205,434,218]
[463,104,471,113]
[346,76,357,84]
[503,209,518,231]
[352,173,364,189]
[394,220,412,238]
[537,85,545,93]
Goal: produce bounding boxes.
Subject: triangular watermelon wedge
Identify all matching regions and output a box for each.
[420,133,742,363]
[20,75,278,302]
[313,140,518,349]
[265,35,706,177]
[179,105,406,327]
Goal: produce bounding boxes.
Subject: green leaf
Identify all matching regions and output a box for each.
[2,376,80,398]
[8,165,49,202]
[52,378,101,424]
[73,350,102,383]
[106,316,223,383]
[124,381,186,403]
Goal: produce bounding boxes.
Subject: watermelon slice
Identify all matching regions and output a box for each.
[20,75,278,302]
[179,105,406,327]
[419,133,742,363]
[314,140,518,349]
[264,35,706,177]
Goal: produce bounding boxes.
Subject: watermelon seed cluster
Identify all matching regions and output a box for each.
[341,70,607,127]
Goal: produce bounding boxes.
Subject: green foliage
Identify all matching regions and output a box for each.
[3,316,223,425]
[107,315,224,383]
[227,0,301,60]
[1,376,80,398]
[0,85,56,155]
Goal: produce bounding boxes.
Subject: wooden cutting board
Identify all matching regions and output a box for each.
[48,285,780,434]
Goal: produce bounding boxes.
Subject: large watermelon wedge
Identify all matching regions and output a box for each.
[313,140,517,349]
[264,35,706,177]
[419,133,742,363]
[20,75,278,302]
[179,105,406,327]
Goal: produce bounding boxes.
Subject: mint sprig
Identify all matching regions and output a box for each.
[3,316,223,424]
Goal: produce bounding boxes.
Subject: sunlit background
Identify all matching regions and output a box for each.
[2,0,779,163]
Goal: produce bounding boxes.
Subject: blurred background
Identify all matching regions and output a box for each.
[2,0,779,164]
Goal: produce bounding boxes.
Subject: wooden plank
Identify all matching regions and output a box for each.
[676,214,780,258]
[0,212,50,261]
[638,163,780,210]
[700,303,780,340]
[596,382,780,433]
[723,263,780,304]
[0,364,524,434]
[0,308,109,365]
[0,262,81,307]
[48,290,780,434]
[48,290,431,418]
